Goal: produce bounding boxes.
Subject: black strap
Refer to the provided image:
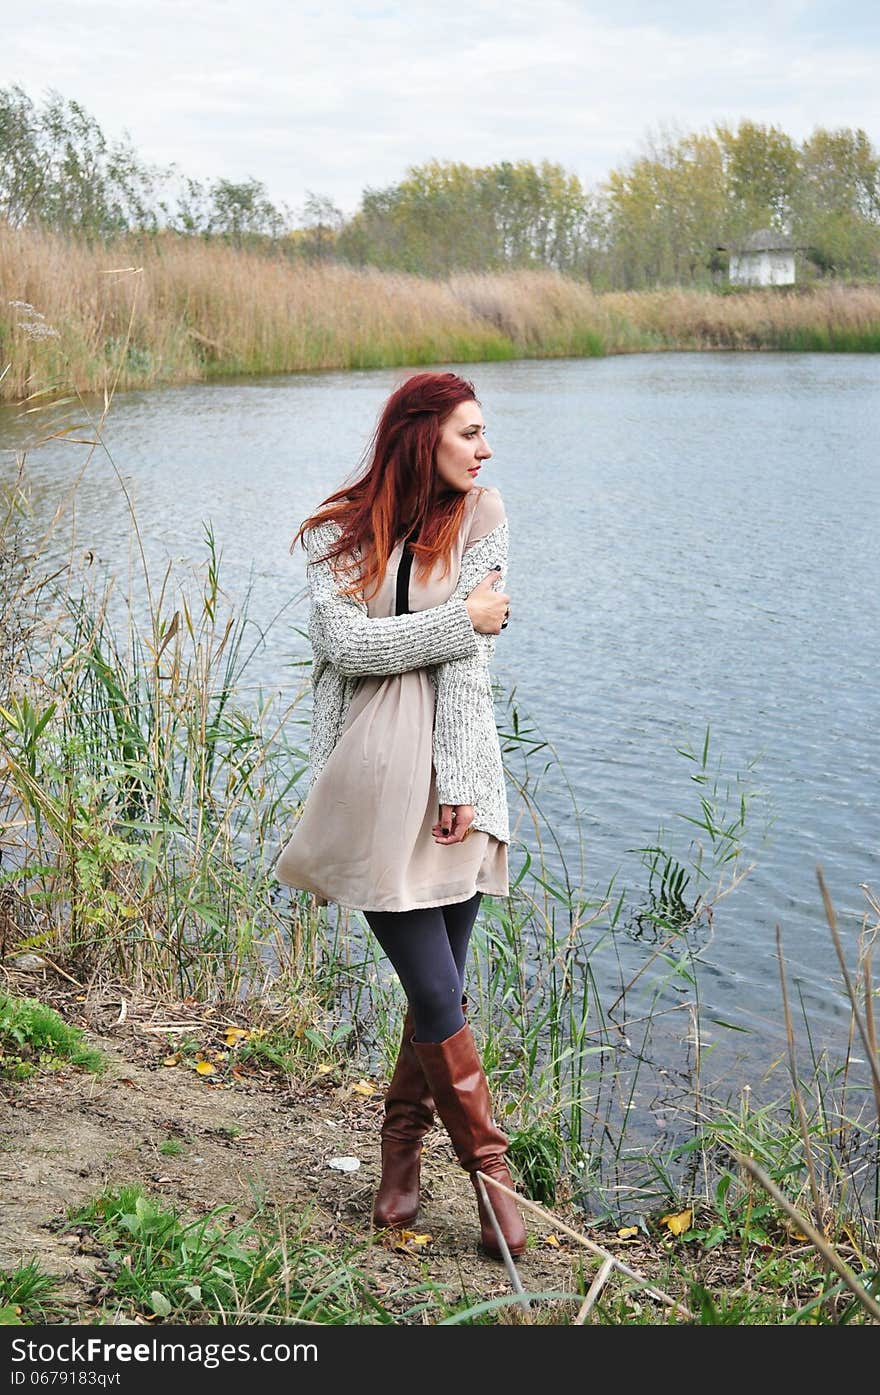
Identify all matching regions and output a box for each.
[395,529,418,616]
[393,524,421,616]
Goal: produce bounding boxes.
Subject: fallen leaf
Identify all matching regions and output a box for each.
[162,1054,180,1067]
[543,1234,561,1247]
[351,1079,378,1096]
[660,1209,693,1236]
[195,1061,216,1076]
[224,1027,250,1046]
[617,1226,639,1239]
[397,1231,432,1248]
[316,1062,335,1075]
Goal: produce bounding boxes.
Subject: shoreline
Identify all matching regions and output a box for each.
[3,224,880,404]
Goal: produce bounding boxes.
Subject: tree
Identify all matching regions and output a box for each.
[0,85,45,226]
[0,83,158,238]
[337,158,593,277]
[207,177,289,246]
[603,124,726,288]
[298,191,345,261]
[717,119,799,236]
[793,127,880,277]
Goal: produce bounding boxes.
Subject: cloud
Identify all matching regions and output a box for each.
[2,0,878,215]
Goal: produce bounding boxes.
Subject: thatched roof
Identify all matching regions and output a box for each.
[716,228,798,253]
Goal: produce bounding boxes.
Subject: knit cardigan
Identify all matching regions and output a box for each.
[303,511,510,844]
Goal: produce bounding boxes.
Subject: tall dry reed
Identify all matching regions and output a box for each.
[6,224,880,403]
[603,284,880,351]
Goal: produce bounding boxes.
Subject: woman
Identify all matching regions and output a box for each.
[274,371,526,1260]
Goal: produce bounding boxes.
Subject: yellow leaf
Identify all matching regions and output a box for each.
[224,1027,251,1046]
[195,1061,216,1076]
[351,1079,378,1096]
[316,1062,335,1074]
[162,1054,181,1067]
[398,1231,432,1247]
[660,1209,692,1236]
[543,1234,561,1247]
[617,1226,639,1239]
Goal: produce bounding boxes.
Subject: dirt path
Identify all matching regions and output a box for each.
[1,968,594,1323]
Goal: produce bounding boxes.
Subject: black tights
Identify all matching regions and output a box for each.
[363,892,482,1043]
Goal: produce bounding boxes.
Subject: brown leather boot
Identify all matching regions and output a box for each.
[413,1022,527,1259]
[372,1006,435,1229]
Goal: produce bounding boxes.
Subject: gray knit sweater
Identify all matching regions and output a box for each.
[303,510,510,844]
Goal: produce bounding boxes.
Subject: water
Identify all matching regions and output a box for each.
[3,352,878,1097]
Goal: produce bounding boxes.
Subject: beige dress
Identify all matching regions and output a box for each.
[274,487,509,912]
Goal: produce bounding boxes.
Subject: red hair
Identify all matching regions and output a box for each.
[291,371,480,601]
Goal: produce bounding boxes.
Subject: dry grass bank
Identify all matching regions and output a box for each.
[2,224,880,402]
[604,283,880,351]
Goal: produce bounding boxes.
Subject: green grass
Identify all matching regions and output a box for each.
[775,325,880,351]
[65,1185,430,1325]
[0,1259,64,1324]
[508,1119,565,1206]
[0,992,105,1080]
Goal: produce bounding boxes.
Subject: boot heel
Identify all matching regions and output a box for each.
[413,1023,527,1260]
[473,1165,527,1258]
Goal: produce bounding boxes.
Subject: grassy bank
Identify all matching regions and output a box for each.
[2,967,879,1326]
[3,225,880,402]
[1,441,879,1323]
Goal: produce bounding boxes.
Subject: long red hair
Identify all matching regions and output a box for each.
[291,371,480,601]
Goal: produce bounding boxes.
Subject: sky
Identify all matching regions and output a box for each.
[4,0,880,219]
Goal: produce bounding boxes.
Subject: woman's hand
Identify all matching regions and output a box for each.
[432,803,475,844]
[464,571,510,635]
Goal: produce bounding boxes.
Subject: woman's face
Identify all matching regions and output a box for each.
[434,400,493,494]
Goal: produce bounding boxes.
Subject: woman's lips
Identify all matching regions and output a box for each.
[468,467,480,475]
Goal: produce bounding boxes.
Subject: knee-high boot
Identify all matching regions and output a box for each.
[413,1022,527,1259]
[372,1006,435,1228]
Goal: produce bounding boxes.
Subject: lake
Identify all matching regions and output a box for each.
[3,350,878,1098]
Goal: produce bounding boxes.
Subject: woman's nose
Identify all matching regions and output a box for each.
[476,441,492,460]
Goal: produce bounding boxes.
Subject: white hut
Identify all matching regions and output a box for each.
[719,229,797,287]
